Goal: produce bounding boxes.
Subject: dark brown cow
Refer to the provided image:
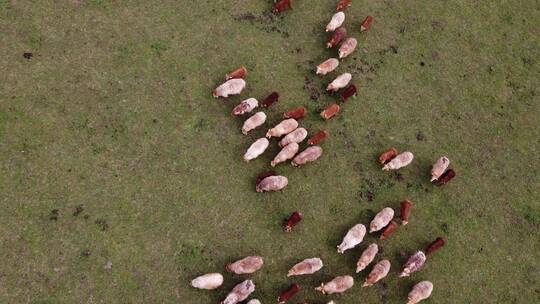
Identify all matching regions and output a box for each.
[284,211,303,232]
[274,0,292,13]
[436,169,456,186]
[425,237,446,256]
[278,284,300,303]
[380,220,398,240]
[336,0,352,11]
[261,92,279,108]
[327,27,347,48]
[340,85,357,102]
[308,130,329,145]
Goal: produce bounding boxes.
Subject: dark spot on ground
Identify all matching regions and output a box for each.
[378,177,395,189]
[95,218,109,231]
[442,223,450,234]
[378,282,390,302]
[390,45,399,54]
[295,47,302,53]
[522,57,532,65]
[416,132,426,141]
[83,214,90,220]
[152,118,158,123]
[489,66,495,73]
[478,247,483,253]
[73,205,84,216]
[431,21,443,30]
[363,209,376,220]
[23,52,33,59]
[406,183,413,189]
[524,206,540,226]
[231,11,288,38]
[365,130,376,141]
[303,76,321,101]
[81,249,91,257]
[233,13,257,22]
[420,61,425,66]
[394,173,404,182]
[49,209,59,221]
[366,191,374,202]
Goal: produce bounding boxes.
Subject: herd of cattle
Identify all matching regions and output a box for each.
[195,1,457,303]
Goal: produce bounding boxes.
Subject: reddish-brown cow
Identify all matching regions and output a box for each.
[336,0,352,11]
[283,107,307,120]
[327,27,347,48]
[321,104,340,120]
[379,148,398,164]
[274,0,292,13]
[400,199,413,225]
[380,221,398,240]
[278,284,300,303]
[308,130,329,145]
[284,211,303,232]
[425,237,446,256]
[225,66,247,80]
[360,16,373,32]
[341,85,357,102]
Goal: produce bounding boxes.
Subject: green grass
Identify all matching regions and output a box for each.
[0,0,539,303]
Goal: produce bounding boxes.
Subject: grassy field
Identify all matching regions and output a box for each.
[1,0,539,303]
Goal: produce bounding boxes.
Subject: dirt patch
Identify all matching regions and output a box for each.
[73,205,84,216]
[303,76,321,101]
[377,282,390,303]
[49,209,59,221]
[231,11,289,38]
[442,223,450,234]
[431,21,444,31]
[366,191,374,202]
[95,218,109,231]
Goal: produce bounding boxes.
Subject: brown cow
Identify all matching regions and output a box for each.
[274,0,292,13]
[341,85,357,102]
[436,169,455,186]
[400,199,413,225]
[360,16,373,32]
[225,66,247,80]
[308,130,329,145]
[327,27,347,48]
[283,107,307,120]
[278,284,300,303]
[378,148,398,164]
[284,211,303,232]
[320,104,341,120]
[336,0,352,11]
